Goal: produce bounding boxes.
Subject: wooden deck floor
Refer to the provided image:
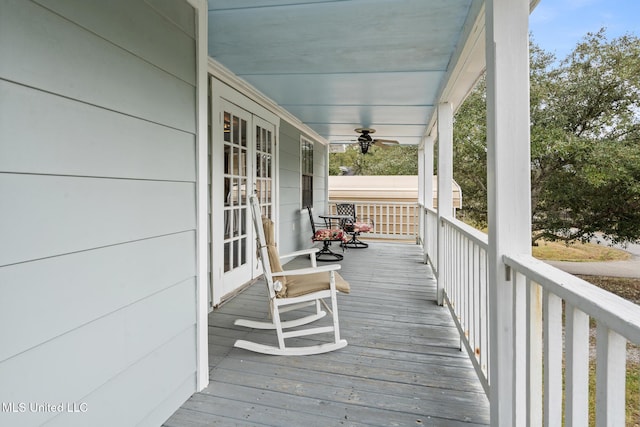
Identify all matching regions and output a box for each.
[164,242,489,426]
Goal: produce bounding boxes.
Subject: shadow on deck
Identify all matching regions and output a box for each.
[165,242,489,426]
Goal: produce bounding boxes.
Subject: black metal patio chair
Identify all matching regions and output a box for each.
[335,203,374,248]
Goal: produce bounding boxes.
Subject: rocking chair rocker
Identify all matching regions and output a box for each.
[233,195,350,356]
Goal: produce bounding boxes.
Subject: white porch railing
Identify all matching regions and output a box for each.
[328,200,419,241]
[504,254,640,426]
[423,206,439,268]
[423,204,640,425]
[427,208,491,395]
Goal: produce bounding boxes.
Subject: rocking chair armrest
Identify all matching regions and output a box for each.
[273,263,341,277]
[279,247,320,260]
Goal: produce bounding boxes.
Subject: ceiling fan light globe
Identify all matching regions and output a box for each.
[359,140,371,154]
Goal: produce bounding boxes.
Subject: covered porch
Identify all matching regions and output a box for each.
[197,0,640,425]
[166,241,489,426]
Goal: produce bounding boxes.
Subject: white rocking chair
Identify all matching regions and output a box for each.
[233,195,350,356]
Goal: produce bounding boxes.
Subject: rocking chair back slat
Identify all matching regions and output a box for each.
[249,196,277,299]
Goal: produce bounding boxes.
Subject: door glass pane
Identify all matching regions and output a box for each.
[224,210,230,239]
[232,116,239,144]
[240,119,247,147]
[224,145,230,174]
[232,147,239,174]
[233,240,239,268]
[224,242,231,272]
[224,178,231,206]
[224,112,231,142]
[223,110,250,276]
[255,123,274,219]
[240,238,247,265]
[256,153,261,178]
[231,179,236,207]
[233,208,240,237]
[267,130,272,154]
[240,178,247,205]
[256,125,262,151]
[240,150,246,176]
[256,180,262,201]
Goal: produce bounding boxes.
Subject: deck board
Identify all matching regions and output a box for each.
[165,242,489,426]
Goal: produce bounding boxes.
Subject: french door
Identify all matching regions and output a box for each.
[254,116,275,219]
[220,103,252,294]
[210,90,276,305]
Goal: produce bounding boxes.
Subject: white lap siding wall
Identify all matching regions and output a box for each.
[0,1,199,426]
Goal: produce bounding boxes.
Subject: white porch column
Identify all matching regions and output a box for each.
[485,0,532,425]
[418,144,425,248]
[418,145,425,207]
[424,135,435,211]
[421,135,435,264]
[436,103,453,306]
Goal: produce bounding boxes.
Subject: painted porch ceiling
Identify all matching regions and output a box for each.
[207,0,479,145]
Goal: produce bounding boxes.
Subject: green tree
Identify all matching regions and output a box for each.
[452,76,488,227]
[329,144,418,175]
[453,29,640,244]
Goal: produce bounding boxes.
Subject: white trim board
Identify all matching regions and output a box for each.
[208,58,328,146]
[186,0,209,393]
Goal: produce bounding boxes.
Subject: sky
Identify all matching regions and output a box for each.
[529,0,640,60]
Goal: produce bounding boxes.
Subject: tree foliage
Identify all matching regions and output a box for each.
[329,144,418,176]
[451,77,488,227]
[454,29,640,244]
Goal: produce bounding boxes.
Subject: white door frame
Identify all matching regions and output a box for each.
[209,77,279,306]
[188,0,209,393]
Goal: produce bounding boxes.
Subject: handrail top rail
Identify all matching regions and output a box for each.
[504,253,640,344]
[329,200,419,206]
[423,205,437,215]
[440,215,489,249]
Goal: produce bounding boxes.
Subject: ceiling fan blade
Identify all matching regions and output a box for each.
[329,141,360,153]
[371,142,393,149]
[373,138,399,145]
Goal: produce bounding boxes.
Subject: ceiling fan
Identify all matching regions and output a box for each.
[332,128,400,154]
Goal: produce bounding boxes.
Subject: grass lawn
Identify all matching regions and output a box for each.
[532,239,631,262]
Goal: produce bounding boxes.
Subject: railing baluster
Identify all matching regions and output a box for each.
[473,244,479,366]
[466,238,471,347]
[386,204,390,235]
[528,281,542,427]
[458,229,463,342]
[514,271,527,426]
[471,242,478,363]
[481,247,488,382]
[565,303,590,426]
[544,289,563,427]
[595,324,626,426]
[426,207,438,269]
